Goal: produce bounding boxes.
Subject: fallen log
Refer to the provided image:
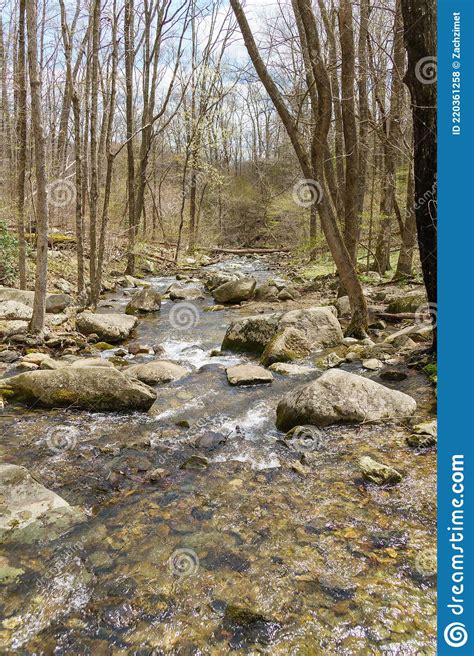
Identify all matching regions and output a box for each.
[374,311,421,323]
[211,247,290,255]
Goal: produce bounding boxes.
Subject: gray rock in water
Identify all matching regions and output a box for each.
[76,312,138,342]
[1,367,156,411]
[253,283,279,302]
[226,364,273,386]
[125,287,161,314]
[261,327,311,366]
[212,277,256,304]
[278,307,343,348]
[202,270,241,291]
[168,284,203,301]
[125,360,188,385]
[359,455,403,486]
[268,362,313,376]
[406,419,437,448]
[222,313,282,354]
[276,369,416,430]
[0,463,85,544]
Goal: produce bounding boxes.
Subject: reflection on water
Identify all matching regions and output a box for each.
[0,257,436,654]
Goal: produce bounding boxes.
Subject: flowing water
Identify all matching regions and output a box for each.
[0,257,436,655]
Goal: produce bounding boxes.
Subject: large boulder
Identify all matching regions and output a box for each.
[0,464,84,544]
[0,301,32,320]
[76,312,138,342]
[0,319,28,338]
[276,369,416,431]
[260,307,343,366]
[125,360,188,385]
[46,293,73,313]
[386,291,427,314]
[278,307,343,348]
[0,287,72,313]
[1,367,156,411]
[0,287,34,306]
[212,277,256,304]
[125,287,161,314]
[221,313,282,354]
[260,327,311,366]
[202,271,240,291]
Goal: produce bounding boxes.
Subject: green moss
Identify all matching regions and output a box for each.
[423,363,437,377]
[94,342,115,351]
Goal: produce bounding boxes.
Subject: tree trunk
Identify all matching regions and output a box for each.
[124,0,136,274]
[338,0,360,264]
[88,0,101,288]
[26,0,49,333]
[394,162,417,278]
[401,0,437,349]
[16,0,28,289]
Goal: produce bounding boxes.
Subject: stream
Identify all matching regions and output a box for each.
[0,257,436,655]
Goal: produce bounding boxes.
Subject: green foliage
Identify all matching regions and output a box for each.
[0,221,19,285]
[423,361,437,384]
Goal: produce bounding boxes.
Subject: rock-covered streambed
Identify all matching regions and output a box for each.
[0,257,436,654]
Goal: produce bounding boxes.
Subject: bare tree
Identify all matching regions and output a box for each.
[16,0,27,288]
[26,0,48,333]
[401,0,437,348]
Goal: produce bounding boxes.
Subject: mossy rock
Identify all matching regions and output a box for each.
[94,342,115,351]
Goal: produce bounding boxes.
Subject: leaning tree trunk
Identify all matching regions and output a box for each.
[401,0,437,349]
[26,0,48,333]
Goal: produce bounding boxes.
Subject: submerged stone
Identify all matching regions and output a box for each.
[0,464,84,544]
[221,604,281,649]
[359,456,403,486]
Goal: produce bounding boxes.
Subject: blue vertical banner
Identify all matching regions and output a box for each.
[438,0,474,653]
